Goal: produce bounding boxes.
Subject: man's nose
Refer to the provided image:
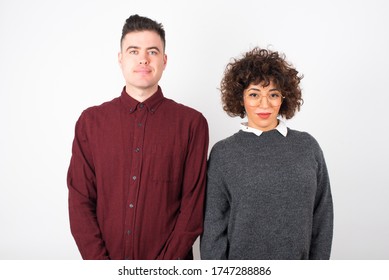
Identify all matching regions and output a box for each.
[139,53,149,65]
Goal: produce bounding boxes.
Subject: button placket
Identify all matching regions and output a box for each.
[124,102,148,259]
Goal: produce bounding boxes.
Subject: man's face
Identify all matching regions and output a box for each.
[118,30,167,94]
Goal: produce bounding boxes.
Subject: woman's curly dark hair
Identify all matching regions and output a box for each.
[221,47,303,119]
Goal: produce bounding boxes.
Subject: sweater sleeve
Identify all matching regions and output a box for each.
[309,145,334,259]
[67,111,110,260]
[200,144,230,259]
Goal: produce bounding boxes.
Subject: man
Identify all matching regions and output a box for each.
[67,14,209,260]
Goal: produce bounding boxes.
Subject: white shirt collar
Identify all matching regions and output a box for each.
[240,119,288,137]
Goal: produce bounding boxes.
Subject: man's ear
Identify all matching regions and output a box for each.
[118,52,122,65]
[163,53,167,69]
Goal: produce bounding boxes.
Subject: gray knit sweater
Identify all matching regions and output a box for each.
[200,129,333,259]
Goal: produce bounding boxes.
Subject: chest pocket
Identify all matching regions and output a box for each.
[149,144,184,182]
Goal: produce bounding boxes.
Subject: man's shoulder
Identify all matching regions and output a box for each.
[81,96,121,117]
[162,98,206,120]
[163,98,198,112]
[73,96,122,128]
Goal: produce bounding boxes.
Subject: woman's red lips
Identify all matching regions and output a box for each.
[257,113,271,119]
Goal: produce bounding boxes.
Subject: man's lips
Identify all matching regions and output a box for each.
[135,68,151,74]
[257,113,271,119]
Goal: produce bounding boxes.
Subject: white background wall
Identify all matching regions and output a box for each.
[0,0,388,260]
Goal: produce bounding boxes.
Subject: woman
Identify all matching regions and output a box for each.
[201,47,333,259]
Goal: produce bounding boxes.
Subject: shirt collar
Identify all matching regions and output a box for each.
[120,86,165,114]
[240,119,288,137]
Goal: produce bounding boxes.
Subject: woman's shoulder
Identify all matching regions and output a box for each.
[213,131,245,148]
[209,132,246,159]
[287,128,323,152]
[288,128,318,141]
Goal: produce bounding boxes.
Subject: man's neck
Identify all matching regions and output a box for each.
[125,85,158,102]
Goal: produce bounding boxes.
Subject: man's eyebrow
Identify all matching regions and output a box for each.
[124,46,137,52]
[146,46,161,52]
[125,46,161,52]
[125,46,139,52]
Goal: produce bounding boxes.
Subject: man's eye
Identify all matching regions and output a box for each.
[129,50,138,55]
[149,50,158,55]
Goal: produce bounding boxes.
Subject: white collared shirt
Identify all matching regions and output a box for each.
[240,119,288,137]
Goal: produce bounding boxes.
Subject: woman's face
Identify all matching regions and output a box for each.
[243,81,282,132]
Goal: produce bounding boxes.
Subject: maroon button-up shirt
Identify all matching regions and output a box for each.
[67,87,209,259]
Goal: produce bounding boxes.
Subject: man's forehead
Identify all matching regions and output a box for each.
[121,30,164,48]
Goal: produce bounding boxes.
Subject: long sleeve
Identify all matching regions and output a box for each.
[157,114,209,259]
[309,147,334,259]
[67,112,110,260]
[200,144,230,260]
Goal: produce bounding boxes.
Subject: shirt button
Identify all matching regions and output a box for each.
[132,176,137,180]
[135,148,140,153]
[138,123,142,127]
[129,203,134,208]
[139,103,144,108]
[127,230,132,235]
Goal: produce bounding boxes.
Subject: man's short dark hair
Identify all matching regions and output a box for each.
[121,14,166,51]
